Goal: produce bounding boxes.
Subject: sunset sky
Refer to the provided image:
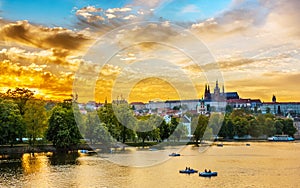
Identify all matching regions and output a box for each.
[0,0,299,103]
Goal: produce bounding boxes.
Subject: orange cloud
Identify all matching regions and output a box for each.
[0,21,91,51]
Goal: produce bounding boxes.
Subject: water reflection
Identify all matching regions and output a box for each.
[49,152,80,166]
[22,153,49,174]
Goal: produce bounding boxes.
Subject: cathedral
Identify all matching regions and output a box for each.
[204,81,239,102]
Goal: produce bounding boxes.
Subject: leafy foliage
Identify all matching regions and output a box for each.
[24,100,48,146]
[85,111,113,145]
[4,88,34,116]
[191,115,209,144]
[0,99,23,146]
[46,102,82,149]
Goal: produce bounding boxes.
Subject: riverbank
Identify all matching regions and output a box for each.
[0,144,96,156]
[0,139,298,156]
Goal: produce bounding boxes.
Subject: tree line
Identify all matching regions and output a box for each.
[0,88,297,150]
[218,108,296,139]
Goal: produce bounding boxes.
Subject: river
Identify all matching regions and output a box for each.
[0,142,300,188]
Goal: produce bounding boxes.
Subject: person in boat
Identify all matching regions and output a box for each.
[185,167,188,170]
[205,169,207,172]
[208,169,211,173]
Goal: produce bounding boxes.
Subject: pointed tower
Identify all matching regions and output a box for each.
[213,80,220,101]
[204,84,208,100]
[272,95,276,103]
[207,85,211,100]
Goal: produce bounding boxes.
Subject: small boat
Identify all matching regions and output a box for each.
[79,150,88,154]
[199,171,218,177]
[179,168,198,174]
[268,135,294,141]
[169,153,180,157]
[79,150,97,155]
[246,143,251,146]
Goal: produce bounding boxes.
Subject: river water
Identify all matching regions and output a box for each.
[1,142,300,188]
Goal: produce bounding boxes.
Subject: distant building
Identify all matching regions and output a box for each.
[181,115,192,137]
[293,117,300,139]
[145,81,231,114]
[261,95,300,116]
[227,99,251,109]
[196,99,208,115]
[204,80,239,101]
[112,96,128,105]
[130,102,146,110]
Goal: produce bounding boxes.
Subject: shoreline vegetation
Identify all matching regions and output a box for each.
[0,88,298,158]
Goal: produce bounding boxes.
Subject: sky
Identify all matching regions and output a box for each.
[0,0,299,103]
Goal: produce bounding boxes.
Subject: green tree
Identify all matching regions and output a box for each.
[249,118,261,137]
[150,128,161,142]
[264,118,276,136]
[4,88,34,141]
[233,117,250,137]
[208,113,224,135]
[136,120,151,147]
[274,119,284,135]
[159,120,171,141]
[191,115,209,145]
[172,123,188,142]
[225,105,233,113]
[98,104,121,141]
[46,102,82,150]
[0,99,23,146]
[170,117,179,135]
[4,88,34,116]
[24,100,48,146]
[136,115,162,146]
[219,115,234,139]
[85,111,113,145]
[283,119,297,136]
[112,104,136,143]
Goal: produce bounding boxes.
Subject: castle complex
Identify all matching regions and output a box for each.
[130,81,300,118]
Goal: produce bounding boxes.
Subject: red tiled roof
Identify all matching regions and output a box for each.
[130,102,145,105]
[227,99,250,103]
[250,99,262,103]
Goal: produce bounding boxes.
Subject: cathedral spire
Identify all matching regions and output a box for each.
[272,95,276,103]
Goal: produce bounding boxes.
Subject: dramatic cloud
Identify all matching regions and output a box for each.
[0,21,91,51]
[1,0,299,102]
[0,45,85,100]
[76,6,105,23]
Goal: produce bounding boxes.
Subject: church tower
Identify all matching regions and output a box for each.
[272,95,276,103]
[213,80,221,101]
[204,84,211,100]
